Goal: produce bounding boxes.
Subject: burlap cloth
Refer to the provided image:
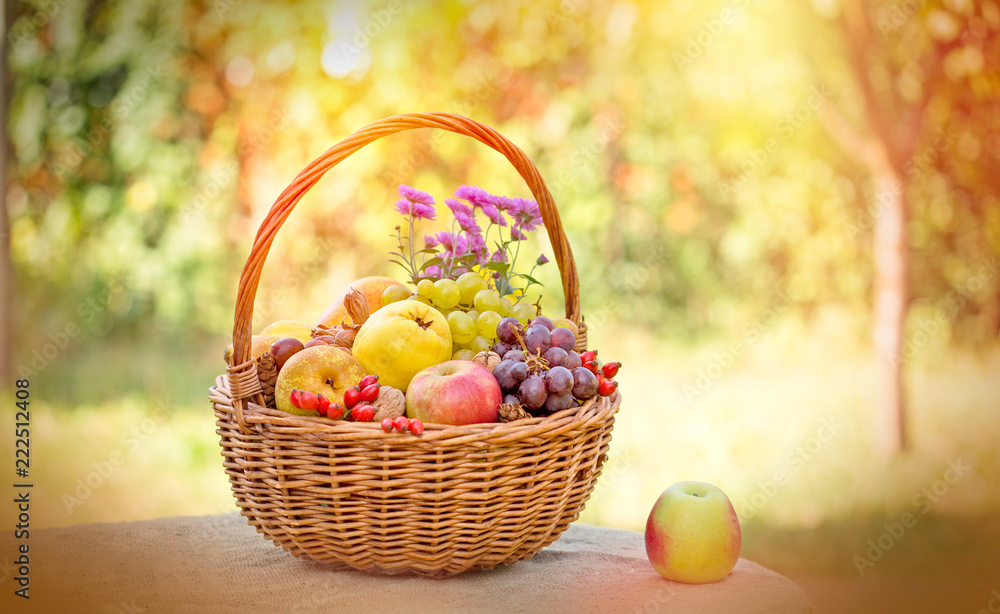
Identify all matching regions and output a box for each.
[1,513,816,613]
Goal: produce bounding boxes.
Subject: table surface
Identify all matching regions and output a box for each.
[2,513,816,614]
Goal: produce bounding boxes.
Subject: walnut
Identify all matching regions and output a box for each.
[345,289,370,326]
[474,351,502,372]
[373,385,406,421]
[312,324,339,338]
[333,327,357,348]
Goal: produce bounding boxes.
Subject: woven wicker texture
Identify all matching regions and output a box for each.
[211,112,620,575]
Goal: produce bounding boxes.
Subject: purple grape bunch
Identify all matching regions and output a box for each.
[490,316,599,416]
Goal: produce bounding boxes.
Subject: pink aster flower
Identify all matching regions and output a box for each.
[466,231,487,262]
[536,254,549,265]
[424,234,440,248]
[494,196,517,213]
[445,199,481,235]
[509,226,527,241]
[433,231,468,255]
[510,198,542,232]
[394,198,436,220]
[398,184,435,205]
[454,185,494,209]
[445,197,473,218]
[481,197,506,227]
[394,185,436,220]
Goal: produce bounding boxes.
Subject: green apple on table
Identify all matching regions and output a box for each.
[645,481,742,583]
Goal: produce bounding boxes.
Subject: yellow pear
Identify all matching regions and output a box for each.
[259,320,313,344]
[275,345,366,415]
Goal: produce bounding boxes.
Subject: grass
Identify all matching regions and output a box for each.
[2,324,998,613]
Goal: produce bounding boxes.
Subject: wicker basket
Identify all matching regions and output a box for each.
[210,112,622,576]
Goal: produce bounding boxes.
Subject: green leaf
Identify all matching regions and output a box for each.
[388,259,413,272]
[518,273,543,286]
[415,247,440,255]
[482,261,510,274]
[420,257,444,269]
[495,279,514,296]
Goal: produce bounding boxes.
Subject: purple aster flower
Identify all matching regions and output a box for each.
[394,198,436,220]
[445,198,473,218]
[510,198,542,232]
[494,196,517,213]
[481,197,506,227]
[454,185,495,210]
[434,231,468,255]
[536,254,549,265]
[467,231,487,262]
[444,198,481,236]
[398,184,435,205]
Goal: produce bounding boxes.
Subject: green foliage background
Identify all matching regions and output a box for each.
[8,0,998,364]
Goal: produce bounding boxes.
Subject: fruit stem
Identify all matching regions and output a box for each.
[509,323,548,373]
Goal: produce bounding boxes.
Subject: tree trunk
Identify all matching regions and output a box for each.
[0,3,13,384]
[872,168,908,453]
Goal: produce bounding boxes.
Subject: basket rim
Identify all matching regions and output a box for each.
[211,374,620,445]
[230,113,581,375]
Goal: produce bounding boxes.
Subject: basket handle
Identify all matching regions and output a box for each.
[228,112,582,413]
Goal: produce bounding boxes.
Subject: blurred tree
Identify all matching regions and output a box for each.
[6,0,247,356]
[810,0,1000,452]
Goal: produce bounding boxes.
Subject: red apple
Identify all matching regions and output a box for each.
[405,360,501,426]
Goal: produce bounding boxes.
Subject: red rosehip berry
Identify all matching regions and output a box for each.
[580,350,598,364]
[381,417,395,432]
[298,391,318,411]
[360,383,380,403]
[393,416,410,433]
[583,361,599,375]
[598,378,618,397]
[359,374,380,389]
[327,402,345,420]
[289,389,302,409]
[352,404,375,422]
[601,362,621,378]
[316,394,331,417]
[343,387,361,409]
[408,418,424,435]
